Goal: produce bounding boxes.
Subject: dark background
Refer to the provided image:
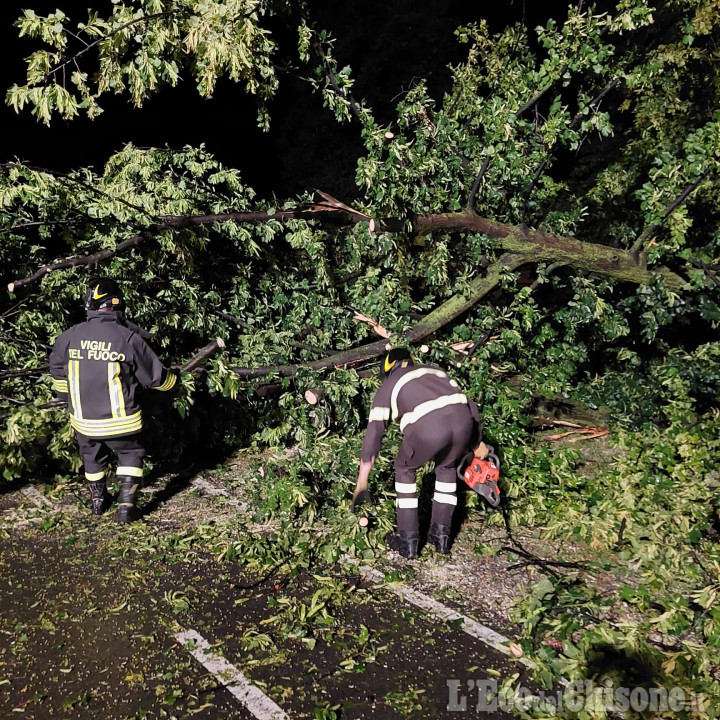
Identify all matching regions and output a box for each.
[0,1,573,199]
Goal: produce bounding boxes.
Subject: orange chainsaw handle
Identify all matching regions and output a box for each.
[456,447,500,480]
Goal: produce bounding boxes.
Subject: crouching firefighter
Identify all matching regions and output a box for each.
[352,348,480,559]
[49,278,178,523]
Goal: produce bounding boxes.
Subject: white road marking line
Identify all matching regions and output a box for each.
[20,485,54,508]
[175,628,290,720]
[358,564,534,668]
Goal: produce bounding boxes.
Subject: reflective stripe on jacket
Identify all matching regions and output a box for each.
[49,311,176,438]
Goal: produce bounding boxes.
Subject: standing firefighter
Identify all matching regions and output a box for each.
[49,278,177,523]
[353,348,479,559]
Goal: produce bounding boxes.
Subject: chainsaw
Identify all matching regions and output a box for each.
[457,444,501,507]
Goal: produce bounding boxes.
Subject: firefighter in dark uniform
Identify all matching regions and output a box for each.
[49,278,177,523]
[353,348,478,559]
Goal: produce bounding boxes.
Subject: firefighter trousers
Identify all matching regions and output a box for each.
[75,432,145,482]
[394,404,475,533]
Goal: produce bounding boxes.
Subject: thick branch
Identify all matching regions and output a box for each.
[413,213,686,291]
[0,366,48,380]
[10,208,687,294]
[8,232,148,292]
[179,338,225,373]
[0,339,224,420]
[8,208,351,292]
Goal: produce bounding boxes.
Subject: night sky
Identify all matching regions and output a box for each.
[0,1,573,199]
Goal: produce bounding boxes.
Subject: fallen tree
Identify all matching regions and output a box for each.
[2,0,720,708]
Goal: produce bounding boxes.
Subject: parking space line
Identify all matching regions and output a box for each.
[175,628,290,720]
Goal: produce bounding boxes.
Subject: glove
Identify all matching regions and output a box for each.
[351,489,373,512]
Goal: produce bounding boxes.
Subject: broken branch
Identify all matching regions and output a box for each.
[350,310,390,339]
[179,338,225,373]
[0,366,49,380]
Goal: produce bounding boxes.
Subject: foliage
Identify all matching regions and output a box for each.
[2,0,720,716]
[6,0,284,128]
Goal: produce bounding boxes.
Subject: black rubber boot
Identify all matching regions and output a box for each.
[386,530,420,559]
[88,480,109,516]
[427,522,452,554]
[116,476,139,524]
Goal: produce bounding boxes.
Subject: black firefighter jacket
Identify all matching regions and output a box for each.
[360,364,474,463]
[49,311,177,438]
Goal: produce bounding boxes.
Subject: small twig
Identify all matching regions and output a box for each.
[0,399,64,421]
[630,167,712,257]
[214,311,329,356]
[528,261,566,292]
[1,162,156,227]
[44,11,176,81]
[699,263,720,288]
[567,428,609,442]
[514,64,569,119]
[535,417,584,428]
[613,517,627,552]
[0,301,26,320]
[311,39,364,122]
[464,261,562,366]
[520,78,619,223]
[463,323,498,363]
[7,219,77,231]
[466,156,492,214]
[502,545,587,571]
